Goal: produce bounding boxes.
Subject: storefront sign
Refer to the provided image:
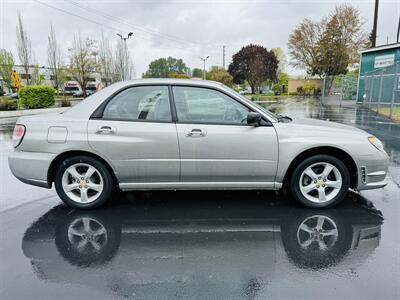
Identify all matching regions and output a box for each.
[374,54,395,68]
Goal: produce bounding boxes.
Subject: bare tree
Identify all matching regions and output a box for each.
[99,31,114,86]
[68,32,98,98]
[47,24,65,92]
[114,39,134,81]
[16,12,33,85]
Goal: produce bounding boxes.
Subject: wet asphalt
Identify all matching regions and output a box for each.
[0,98,399,299]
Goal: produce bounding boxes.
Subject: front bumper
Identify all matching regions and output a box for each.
[356,150,390,191]
[8,150,56,188]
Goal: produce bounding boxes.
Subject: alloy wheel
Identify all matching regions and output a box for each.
[61,163,104,204]
[299,162,342,203]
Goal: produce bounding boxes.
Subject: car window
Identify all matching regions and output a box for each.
[103,86,171,121]
[172,86,250,124]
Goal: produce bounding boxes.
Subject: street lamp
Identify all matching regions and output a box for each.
[200,56,210,80]
[117,32,134,80]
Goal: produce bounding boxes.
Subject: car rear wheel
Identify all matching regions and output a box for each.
[290,155,350,208]
[55,156,114,209]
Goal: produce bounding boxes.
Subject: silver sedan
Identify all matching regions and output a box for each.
[8,79,389,209]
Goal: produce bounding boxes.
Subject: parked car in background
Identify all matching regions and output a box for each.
[62,81,82,97]
[8,79,389,209]
[85,82,97,96]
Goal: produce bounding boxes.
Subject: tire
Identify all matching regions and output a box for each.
[290,154,350,208]
[55,155,114,209]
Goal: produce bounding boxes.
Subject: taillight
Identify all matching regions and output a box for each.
[12,124,26,148]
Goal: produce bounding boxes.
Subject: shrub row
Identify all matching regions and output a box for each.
[19,86,56,109]
[0,98,18,111]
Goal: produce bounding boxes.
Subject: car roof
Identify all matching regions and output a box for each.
[120,78,225,88]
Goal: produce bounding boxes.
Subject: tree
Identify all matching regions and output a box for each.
[99,31,115,86]
[143,57,190,78]
[16,12,33,85]
[68,33,98,98]
[192,68,203,78]
[30,65,44,85]
[288,18,323,76]
[206,66,233,87]
[272,48,287,74]
[288,4,369,77]
[228,44,278,94]
[272,72,289,95]
[168,72,190,79]
[0,49,15,92]
[114,39,134,81]
[47,24,66,92]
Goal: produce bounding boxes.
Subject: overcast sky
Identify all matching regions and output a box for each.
[1,0,399,77]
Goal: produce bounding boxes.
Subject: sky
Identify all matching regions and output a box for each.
[1,0,399,78]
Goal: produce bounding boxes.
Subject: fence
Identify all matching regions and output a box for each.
[357,62,400,120]
[322,73,358,105]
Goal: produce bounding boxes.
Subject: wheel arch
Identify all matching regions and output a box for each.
[283,146,358,189]
[48,150,119,185]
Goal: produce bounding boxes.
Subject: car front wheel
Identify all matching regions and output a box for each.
[290,155,350,208]
[55,156,114,209]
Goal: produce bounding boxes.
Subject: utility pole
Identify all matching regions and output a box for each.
[371,0,379,47]
[222,45,226,69]
[397,15,400,43]
[117,32,133,80]
[200,56,210,80]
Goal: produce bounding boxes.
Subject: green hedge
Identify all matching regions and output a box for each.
[19,86,56,109]
[0,97,18,111]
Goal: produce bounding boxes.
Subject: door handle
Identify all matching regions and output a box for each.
[185,128,206,137]
[96,126,115,134]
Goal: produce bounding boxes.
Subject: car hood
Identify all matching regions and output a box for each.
[287,117,367,134]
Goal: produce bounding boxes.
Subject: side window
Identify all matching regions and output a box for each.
[103,86,171,121]
[172,86,250,124]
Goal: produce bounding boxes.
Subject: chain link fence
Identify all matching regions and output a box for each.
[322,73,358,106]
[358,62,400,121]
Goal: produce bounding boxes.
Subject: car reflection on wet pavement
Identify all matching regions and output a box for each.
[21,192,383,299]
[1,98,399,299]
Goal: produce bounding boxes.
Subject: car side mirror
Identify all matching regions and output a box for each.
[247,112,262,126]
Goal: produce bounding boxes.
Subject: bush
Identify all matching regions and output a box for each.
[0,89,4,97]
[296,86,304,95]
[60,97,71,107]
[19,86,56,109]
[288,92,298,96]
[0,97,18,111]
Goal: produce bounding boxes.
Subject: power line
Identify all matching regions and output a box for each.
[64,0,201,48]
[33,0,191,52]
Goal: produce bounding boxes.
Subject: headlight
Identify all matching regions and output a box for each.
[368,136,384,151]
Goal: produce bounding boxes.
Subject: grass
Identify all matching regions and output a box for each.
[371,107,400,122]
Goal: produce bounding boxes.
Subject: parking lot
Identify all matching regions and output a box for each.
[1,98,399,299]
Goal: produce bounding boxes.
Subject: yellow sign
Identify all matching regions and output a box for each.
[11,70,20,91]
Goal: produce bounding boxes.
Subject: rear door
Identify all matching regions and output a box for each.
[88,85,179,184]
[172,85,278,184]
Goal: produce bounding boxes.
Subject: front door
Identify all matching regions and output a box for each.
[172,86,278,184]
[88,85,179,184]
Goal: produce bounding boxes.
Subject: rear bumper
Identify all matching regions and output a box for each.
[8,150,55,189]
[356,150,389,191]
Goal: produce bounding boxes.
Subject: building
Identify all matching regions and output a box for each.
[357,43,400,103]
[288,78,322,94]
[0,65,118,94]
